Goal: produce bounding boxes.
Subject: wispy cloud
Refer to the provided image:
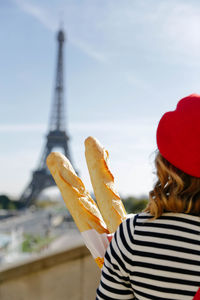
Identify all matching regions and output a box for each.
[0,119,155,136]
[69,119,156,156]
[70,37,107,63]
[70,119,155,132]
[13,0,107,62]
[162,3,200,58]
[13,0,200,66]
[14,0,57,31]
[125,72,152,90]
[0,123,46,132]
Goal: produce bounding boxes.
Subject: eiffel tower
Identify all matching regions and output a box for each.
[20,29,75,207]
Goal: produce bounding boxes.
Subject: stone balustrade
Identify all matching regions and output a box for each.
[0,242,101,300]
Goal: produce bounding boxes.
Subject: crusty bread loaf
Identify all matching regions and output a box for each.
[85,136,127,233]
[46,152,109,234]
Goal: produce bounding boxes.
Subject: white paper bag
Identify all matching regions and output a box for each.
[81,214,135,268]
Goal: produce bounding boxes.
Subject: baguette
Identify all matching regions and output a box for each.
[46,152,109,234]
[85,136,127,233]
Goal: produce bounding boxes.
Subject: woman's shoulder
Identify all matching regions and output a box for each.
[125,212,152,224]
[118,212,152,234]
[124,211,200,227]
[119,211,200,242]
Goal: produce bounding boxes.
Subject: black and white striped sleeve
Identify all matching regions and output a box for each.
[96,219,135,299]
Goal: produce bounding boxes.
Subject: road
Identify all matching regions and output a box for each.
[0,208,77,236]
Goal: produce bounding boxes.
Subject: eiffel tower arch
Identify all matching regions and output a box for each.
[20,29,76,207]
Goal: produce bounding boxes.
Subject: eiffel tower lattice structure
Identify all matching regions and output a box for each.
[20,29,75,207]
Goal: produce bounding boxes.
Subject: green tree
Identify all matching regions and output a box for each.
[122,196,148,214]
[0,195,11,209]
[0,194,20,210]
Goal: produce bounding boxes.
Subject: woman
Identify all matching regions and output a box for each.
[96,94,200,299]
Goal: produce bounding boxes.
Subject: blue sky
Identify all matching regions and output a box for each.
[1,0,200,199]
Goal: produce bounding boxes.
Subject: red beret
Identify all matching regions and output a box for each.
[156,94,200,177]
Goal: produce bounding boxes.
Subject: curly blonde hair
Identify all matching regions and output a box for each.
[145,151,200,218]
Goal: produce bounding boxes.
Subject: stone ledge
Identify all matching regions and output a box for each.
[0,242,90,284]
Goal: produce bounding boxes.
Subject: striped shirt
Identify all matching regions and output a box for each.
[96,212,200,300]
